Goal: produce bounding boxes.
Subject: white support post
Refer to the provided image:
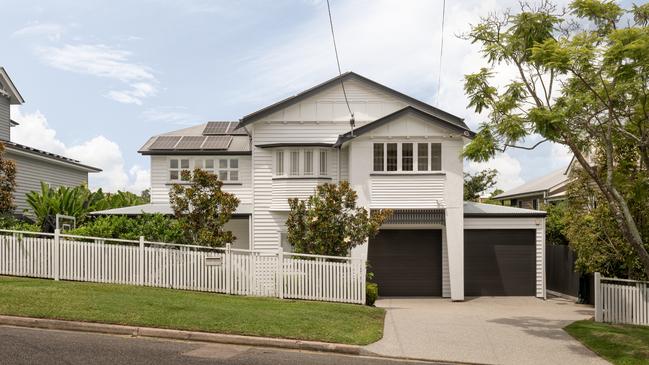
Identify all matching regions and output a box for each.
[594,272,602,322]
[225,243,231,295]
[138,236,145,286]
[277,248,284,299]
[361,259,367,305]
[53,229,60,281]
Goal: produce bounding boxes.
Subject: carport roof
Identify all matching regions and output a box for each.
[463,201,546,218]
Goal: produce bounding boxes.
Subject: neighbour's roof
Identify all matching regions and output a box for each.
[237,72,469,130]
[0,67,25,105]
[334,106,475,147]
[494,168,569,200]
[139,121,250,155]
[463,201,547,217]
[90,202,253,216]
[3,140,101,172]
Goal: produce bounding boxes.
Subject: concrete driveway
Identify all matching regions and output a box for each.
[364,297,610,365]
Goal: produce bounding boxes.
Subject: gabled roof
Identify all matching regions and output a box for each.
[494,167,569,200]
[138,121,251,155]
[333,106,475,147]
[3,140,101,172]
[463,201,547,217]
[237,72,469,130]
[0,67,25,105]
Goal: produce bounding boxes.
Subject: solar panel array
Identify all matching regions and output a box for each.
[149,136,181,150]
[174,136,206,149]
[202,136,233,150]
[203,121,247,136]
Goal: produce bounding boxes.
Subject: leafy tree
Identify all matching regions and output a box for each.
[169,169,239,247]
[0,142,16,214]
[464,169,498,201]
[462,0,649,277]
[285,181,392,257]
[545,201,569,246]
[69,214,184,243]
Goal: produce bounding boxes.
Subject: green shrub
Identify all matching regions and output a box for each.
[0,214,40,232]
[366,282,379,306]
[70,214,184,243]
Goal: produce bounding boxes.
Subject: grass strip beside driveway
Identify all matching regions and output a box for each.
[565,320,649,365]
[0,276,384,345]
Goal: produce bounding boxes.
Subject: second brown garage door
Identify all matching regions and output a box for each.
[368,230,442,296]
[464,229,536,296]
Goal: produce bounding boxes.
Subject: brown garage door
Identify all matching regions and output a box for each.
[368,230,442,296]
[464,229,536,296]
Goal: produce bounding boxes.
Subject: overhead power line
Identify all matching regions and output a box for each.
[326,0,355,134]
[436,0,447,106]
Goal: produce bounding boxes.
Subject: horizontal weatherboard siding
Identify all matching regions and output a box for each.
[370,174,445,209]
[0,97,10,141]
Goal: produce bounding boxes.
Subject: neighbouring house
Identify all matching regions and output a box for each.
[93,72,548,301]
[493,167,570,210]
[0,67,101,214]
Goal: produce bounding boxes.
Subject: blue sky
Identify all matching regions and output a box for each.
[3,0,575,193]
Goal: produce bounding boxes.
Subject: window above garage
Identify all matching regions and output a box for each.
[372,142,442,173]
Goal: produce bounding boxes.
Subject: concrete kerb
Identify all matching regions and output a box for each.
[0,315,361,355]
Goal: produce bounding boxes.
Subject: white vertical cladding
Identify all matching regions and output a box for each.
[463,217,547,299]
[149,155,253,205]
[444,137,465,301]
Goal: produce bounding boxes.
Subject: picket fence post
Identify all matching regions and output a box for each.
[53,229,60,281]
[361,259,367,305]
[225,243,231,295]
[138,236,145,286]
[277,248,284,299]
[594,272,602,322]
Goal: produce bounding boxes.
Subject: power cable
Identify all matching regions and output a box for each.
[436,0,446,106]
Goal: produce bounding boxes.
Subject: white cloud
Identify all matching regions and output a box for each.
[13,22,65,41]
[465,153,525,192]
[550,143,573,169]
[10,106,149,193]
[142,106,203,125]
[36,44,157,105]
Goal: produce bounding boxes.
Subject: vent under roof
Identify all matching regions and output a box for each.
[203,121,246,136]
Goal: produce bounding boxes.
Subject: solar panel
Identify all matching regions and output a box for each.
[227,122,248,135]
[175,136,207,149]
[203,121,231,135]
[149,136,181,150]
[202,136,232,150]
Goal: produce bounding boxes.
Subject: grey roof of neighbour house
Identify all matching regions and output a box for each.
[463,201,547,217]
[3,140,101,172]
[237,72,470,131]
[334,106,475,147]
[493,168,569,200]
[138,121,250,155]
[90,203,253,216]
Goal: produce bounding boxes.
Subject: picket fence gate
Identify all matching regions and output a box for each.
[594,273,649,326]
[0,229,366,304]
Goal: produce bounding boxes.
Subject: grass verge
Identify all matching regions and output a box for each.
[0,276,385,345]
[565,320,649,365]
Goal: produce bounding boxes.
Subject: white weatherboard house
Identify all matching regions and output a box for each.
[95,72,547,301]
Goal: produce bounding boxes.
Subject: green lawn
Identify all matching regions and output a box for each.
[0,276,385,345]
[565,320,649,365]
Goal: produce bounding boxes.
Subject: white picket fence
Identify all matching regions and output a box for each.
[594,273,649,326]
[0,229,366,304]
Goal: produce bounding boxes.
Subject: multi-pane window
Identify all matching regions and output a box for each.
[373,143,384,171]
[418,143,429,171]
[169,158,238,182]
[372,142,443,172]
[431,143,442,171]
[386,143,398,171]
[290,151,300,176]
[276,151,284,175]
[319,150,328,175]
[304,150,313,175]
[402,143,413,171]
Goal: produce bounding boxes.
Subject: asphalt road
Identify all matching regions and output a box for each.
[0,326,446,365]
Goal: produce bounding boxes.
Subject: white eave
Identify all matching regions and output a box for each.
[91,203,253,216]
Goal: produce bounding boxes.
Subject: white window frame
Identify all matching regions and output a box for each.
[274,148,330,178]
[372,141,443,173]
[168,157,240,183]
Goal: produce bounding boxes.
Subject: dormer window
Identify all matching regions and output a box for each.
[373,142,442,172]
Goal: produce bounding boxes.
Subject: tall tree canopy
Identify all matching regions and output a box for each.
[464,169,498,201]
[463,0,649,278]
